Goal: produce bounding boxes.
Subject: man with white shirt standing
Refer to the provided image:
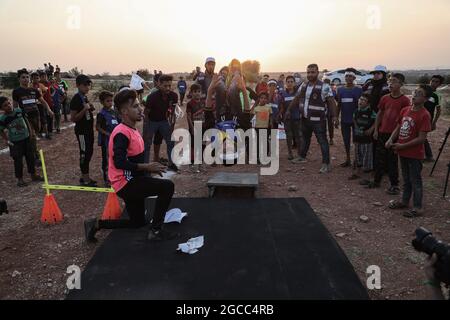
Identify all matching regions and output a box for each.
[287,64,338,173]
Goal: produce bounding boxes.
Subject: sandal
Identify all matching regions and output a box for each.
[403,208,423,218]
[388,200,408,210]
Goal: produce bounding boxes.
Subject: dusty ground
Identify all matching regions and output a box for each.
[0,86,449,300]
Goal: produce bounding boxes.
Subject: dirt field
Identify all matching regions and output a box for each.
[0,85,449,300]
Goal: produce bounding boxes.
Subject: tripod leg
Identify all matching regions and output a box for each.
[444,163,450,198]
[431,127,450,177]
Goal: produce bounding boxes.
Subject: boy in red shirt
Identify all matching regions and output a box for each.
[385,85,432,218]
[367,73,410,194]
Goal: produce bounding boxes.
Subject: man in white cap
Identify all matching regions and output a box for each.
[196,57,216,99]
[362,65,390,113]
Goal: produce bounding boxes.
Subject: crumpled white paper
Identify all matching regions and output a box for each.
[177,236,204,255]
[164,208,188,224]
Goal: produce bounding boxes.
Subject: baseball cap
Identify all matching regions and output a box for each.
[205,57,216,65]
[370,65,388,74]
[76,74,92,86]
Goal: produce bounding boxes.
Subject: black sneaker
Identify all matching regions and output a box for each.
[147,228,179,242]
[365,181,380,189]
[386,186,400,195]
[31,174,44,182]
[17,180,28,188]
[359,179,371,186]
[80,179,98,187]
[84,218,98,243]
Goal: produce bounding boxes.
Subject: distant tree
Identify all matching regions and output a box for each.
[137,68,151,80]
[445,75,450,84]
[1,72,20,89]
[68,67,81,77]
[418,74,430,84]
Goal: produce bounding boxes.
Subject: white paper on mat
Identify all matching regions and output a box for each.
[164,208,188,224]
[177,236,204,255]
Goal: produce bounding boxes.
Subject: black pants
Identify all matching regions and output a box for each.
[400,157,423,209]
[179,92,186,105]
[301,118,330,164]
[285,119,302,156]
[9,139,35,179]
[374,133,399,186]
[98,177,174,231]
[76,132,94,175]
[101,143,109,182]
[47,113,53,134]
[424,139,433,160]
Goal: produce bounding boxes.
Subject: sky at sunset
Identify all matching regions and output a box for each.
[1,0,449,74]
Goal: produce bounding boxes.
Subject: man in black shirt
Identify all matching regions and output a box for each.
[70,74,97,187]
[144,74,178,172]
[424,75,444,162]
[12,68,53,162]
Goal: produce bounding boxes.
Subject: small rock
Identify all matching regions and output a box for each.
[276,182,282,187]
[336,233,347,238]
[288,185,298,192]
[372,202,383,207]
[359,215,370,223]
[286,168,292,172]
[12,270,21,278]
[57,244,62,248]
[351,193,356,196]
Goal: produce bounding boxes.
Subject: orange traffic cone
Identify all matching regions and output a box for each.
[101,193,122,220]
[41,194,63,224]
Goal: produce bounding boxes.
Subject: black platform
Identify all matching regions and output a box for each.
[67,198,369,300]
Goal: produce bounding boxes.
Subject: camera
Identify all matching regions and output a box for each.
[412,227,450,285]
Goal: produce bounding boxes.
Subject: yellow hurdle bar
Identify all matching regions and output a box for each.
[42,184,114,193]
[39,149,50,196]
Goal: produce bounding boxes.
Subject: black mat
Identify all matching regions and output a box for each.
[67,198,369,300]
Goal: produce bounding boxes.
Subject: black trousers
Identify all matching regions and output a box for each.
[76,132,94,175]
[374,133,399,186]
[101,143,109,182]
[98,176,175,231]
[9,139,36,179]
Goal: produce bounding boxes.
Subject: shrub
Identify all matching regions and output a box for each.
[1,72,20,89]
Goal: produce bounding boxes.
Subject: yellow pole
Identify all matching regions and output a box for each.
[39,149,50,196]
[42,185,114,193]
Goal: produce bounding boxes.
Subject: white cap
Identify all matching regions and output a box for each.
[268,79,278,85]
[205,57,216,65]
[345,71,356,77]
[371,65,387,74]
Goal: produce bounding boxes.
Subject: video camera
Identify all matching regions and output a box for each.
[413,227,450,285]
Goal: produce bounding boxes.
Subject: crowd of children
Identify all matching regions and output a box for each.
[0,61,446,219]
